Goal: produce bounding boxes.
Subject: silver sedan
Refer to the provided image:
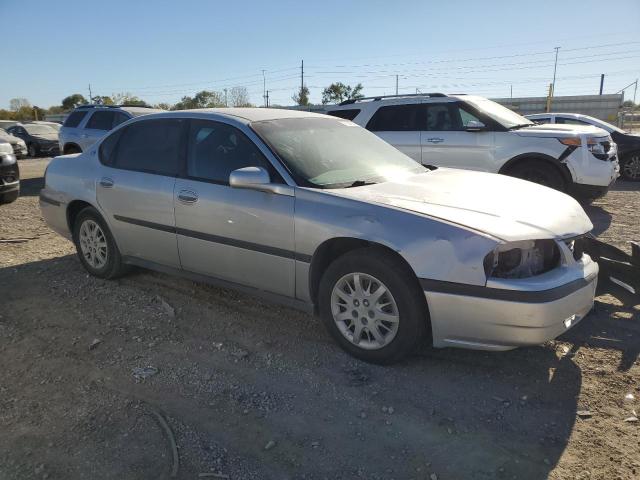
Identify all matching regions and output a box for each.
[40,108,598,364]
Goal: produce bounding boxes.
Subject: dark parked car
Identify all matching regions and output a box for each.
[6,123,60,157]
[0,140,19,204]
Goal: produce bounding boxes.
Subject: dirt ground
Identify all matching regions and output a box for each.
[1,158,638,480]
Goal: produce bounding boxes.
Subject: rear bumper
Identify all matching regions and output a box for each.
[423,257,599,350]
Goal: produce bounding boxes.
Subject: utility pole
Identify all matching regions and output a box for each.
[395,75,399,95]
[634,79,638,106]
[265,90,270,108]
[301,59,304,94]
[510,84,513,102]
[545,83,553,113]
[262,70,266,107]
[224,88,228,107]
[599,74,605,95]
[550,46,560,109]
[88,83,92,102]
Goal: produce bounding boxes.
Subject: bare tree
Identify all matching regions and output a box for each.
[9,98,31,111]
[229,87,252,107]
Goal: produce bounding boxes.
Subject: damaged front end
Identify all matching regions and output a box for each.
[579,234,640,294]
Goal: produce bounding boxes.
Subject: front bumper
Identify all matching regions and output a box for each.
[12,144,27,157]
[423,255,599,351]
[0,153,19,193]
[38,143,60,156]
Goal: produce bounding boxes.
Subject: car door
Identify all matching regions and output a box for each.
[420,102,495,171]
[95,118,184,268]
[81,111,117,150]
[365,103,422,163]
[174,119,295,297]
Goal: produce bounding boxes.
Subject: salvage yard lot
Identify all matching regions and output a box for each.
[1,158,638,480]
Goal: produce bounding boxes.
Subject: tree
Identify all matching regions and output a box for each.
[92,95,114,105]
[321,82,364,104]
[61,94,86,109]
[62,94,88,111]
[292,85,310,106]
[154,102,173,110]
[111,92,148,107]
[229,87,252,107]
[9,98,31,111]
[172,90,226,110]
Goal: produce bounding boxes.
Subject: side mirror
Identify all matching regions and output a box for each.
[465,120,486,132]
[229,166,270,188]
[229,166,294,196]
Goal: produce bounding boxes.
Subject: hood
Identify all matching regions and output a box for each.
[330,169,592,242]
[515,123,608,138]
[32,132,59,141]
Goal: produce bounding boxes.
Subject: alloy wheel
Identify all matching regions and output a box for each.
[623,154,640,180]
[79,219,108,269]
[331,272,400,350]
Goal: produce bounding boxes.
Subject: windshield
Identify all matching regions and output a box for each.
[464,97,533,129]
[24,124,57,135]
[252,117,427,188]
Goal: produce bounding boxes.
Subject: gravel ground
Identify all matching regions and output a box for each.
[0,157,638,480]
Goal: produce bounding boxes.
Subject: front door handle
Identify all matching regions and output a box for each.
[427,137,444,144]
[99,177,114,188]
[178,190,198,204]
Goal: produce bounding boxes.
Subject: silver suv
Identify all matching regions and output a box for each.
[59,105,163,154]
[325,93,619,200]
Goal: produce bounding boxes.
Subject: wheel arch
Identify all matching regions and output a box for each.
[308,237,425,309]
[66,199,97,232]
[63,143,82,154]
[499,152,573,185]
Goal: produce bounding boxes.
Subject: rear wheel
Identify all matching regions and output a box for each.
[72,207,126,279]
[318,248,428,364]
[0,190,19,205]
[507,159,566,191]
[620,152,640,181]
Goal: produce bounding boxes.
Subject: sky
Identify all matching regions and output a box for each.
[1,0,639,109]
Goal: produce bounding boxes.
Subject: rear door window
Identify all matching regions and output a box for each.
[556,117,591,126]
[113,119,184,176]
[366,104,422,131]
[63,111,88,128]
[86,111,116,130]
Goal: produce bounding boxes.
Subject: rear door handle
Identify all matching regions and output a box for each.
[81,134,89,138]
[427,137,444,144]
[178,190,198,204]
[99,177,114,188]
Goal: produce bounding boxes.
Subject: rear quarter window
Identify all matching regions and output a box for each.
[366,104,421,131]
[63,111,88,128]
[326,109,361,121]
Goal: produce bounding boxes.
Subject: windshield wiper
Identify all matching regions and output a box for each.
[508,123,533,130]
[346,180,377,188]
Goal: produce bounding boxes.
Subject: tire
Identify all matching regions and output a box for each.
[506,159,566,192]
[27,143,38,158]
[620,152,640,182]
[318,247,428,364]
[72,207,126,279]
[0,190,19,205]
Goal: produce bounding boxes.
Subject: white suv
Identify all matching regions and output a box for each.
[325,94,619,200]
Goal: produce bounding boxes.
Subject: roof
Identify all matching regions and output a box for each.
[177,107,329,122]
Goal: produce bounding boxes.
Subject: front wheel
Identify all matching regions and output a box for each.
[620,152,640,181]
[0,190,19,205]
[318,248,428,364]
[27,143,38,158]
[506,159,566,191]
[72,207,126,279]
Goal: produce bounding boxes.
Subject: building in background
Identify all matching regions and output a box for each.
[493,94,624,123]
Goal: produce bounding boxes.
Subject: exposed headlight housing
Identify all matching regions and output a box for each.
[484,239,560,279]
[559,136,607,160]
[0,142,14,155]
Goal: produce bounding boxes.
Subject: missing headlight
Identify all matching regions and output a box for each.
[484,239,560,279]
